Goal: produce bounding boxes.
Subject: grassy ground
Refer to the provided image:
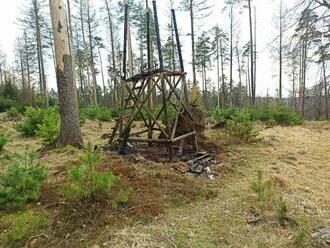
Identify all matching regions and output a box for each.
[0,114,329,247]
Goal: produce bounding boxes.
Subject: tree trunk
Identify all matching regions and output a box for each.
[104,0,118,106]
[49,0,83,147]
[98,46,106,99]
[216,37,220,108]
[301,39,308,116]
[19,45,27,104]
[0,64,3,86]
[292,62,296,111]
[248,0,255,104]
[220,38,226,107]
[322,59,329,119]
[79,0,91,104]
[229,4,233,106]
[87,5,98,106]
[236,46,242,107]
[189,0,197,85]
[33,0,48,108]
[279,0,283,100]
[253,6,257,102]
[24,31,32,103]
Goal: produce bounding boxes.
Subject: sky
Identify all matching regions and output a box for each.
[0,0,312,97]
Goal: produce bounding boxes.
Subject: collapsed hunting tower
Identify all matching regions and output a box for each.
[109,1,199,159]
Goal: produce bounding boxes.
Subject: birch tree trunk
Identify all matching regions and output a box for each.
[49,0,83,147]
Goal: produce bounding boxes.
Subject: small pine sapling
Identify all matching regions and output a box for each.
[275,197,289,221]
[64,142,118,200]
[0,149,47,210]
[250,170,273,204]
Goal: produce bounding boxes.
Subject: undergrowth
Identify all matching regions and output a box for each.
[80,106,120,122]
[227,111,259,142]
[15,107,60,143]
[0,132,8,151]
[0,150,47,210]
[63,142,118,200]
[212,104,303,126]
[0,210,50,247]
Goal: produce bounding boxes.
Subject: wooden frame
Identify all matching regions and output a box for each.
[109,68,198,159]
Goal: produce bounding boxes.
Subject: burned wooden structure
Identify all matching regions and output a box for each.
[109,2,199,159]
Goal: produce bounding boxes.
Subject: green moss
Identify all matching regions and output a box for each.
[0,211,50,247]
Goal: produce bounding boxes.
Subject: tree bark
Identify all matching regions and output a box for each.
[216,37,220,108]
[236,45,242,107]
[229,4,234,106]
[279,0,283,100]
[189,0,197,85]
[49,0,83,147]
[322,59,329,119]
[33,0,48,108]
[248,0,255,104]
[104,0,118,106]
[87,4,98,106]
[220,38,226,107]
[23,31,32,103]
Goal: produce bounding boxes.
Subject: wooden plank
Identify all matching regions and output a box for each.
[171,132,196,143]
[186,153,211,165]
[118,137,170,144]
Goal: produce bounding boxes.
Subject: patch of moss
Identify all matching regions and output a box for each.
[0,211,50,247]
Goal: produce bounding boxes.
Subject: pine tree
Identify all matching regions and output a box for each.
[195,31,213,109]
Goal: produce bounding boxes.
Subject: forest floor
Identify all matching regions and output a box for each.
[0,115,329,248]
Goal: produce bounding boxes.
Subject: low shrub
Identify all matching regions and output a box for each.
[63,142,118,200]
[0,97,20,112]
[250,170,273,204]
[227,111,259,142]
[15,107,60,142]
[80,106,118,122]
[15,107,45,136]
[211,105,303,126]
[212,107,238,123]
[0,150,47,210]
[0,132,8,151]
[36,108,60,143]
[6,107,20,118]
[270,105,303,125]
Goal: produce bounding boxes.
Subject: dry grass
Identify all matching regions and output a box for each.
[0,113,329,247]
[88,121,330,248]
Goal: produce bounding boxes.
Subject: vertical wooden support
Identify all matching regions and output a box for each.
[182,75,189,106]
[146,9,151,69]
[146,7,153,143]
[119,80,126,136]
[161,73,171,158]
[147,75,153,142]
